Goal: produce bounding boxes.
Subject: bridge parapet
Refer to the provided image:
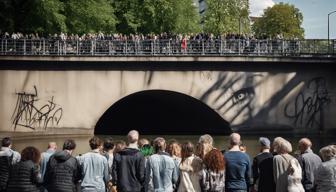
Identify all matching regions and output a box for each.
[1,39,335,57]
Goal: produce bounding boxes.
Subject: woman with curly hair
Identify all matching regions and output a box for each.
[7,146,42,192]
[201,149,225,192]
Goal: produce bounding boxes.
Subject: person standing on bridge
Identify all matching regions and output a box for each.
[112,130,145,192]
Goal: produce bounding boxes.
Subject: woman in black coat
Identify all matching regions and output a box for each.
[7,146,42,192]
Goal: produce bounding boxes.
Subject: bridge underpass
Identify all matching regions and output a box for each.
[0,56,335,137]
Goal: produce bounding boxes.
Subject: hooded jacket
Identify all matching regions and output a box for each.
[44,150,81,192]
[112,148,146,192]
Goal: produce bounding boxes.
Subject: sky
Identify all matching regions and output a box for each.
[249,0,336,39]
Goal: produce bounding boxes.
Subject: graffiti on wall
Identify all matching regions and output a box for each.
[11,86,63,131]
[284,77,331,130]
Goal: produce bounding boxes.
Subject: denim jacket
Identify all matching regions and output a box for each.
[77,150,109,192]
[145,152,178,192]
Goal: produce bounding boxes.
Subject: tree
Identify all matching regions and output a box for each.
[203,0,249,35]
[65,0,116,34]
[0,0,15,33]
[24,0,67,34]
[112,0,143,34]
[252,3,304,39]
[173,0,201,34]
[138,0,200,34]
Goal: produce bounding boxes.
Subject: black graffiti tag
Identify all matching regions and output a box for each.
[285,77,331,129]
[11,86,63,131]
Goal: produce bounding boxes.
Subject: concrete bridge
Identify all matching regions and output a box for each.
[0,56,335,136]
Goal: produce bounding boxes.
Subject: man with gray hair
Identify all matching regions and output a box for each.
[198,134,214,159]
[224,133,251,192]
[297,138,321,192]
[112,130,145,192]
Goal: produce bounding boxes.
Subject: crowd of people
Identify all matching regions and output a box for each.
[0,131,335,192]
[0,32,301,56]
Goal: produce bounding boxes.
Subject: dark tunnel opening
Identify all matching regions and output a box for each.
[94,90,231,135]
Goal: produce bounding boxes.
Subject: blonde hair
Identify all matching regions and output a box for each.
[320,145,336,161]
[167,141,181,157]
[278,139,292,154]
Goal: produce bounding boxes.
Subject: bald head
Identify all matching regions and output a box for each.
[230,133,241,146]
[48,142,57,150]
[298,138,312,153]
[127,130,139,144]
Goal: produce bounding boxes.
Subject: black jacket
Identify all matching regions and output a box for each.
[6,160,42,192]
[112,148,145,192]
[44,150,81,192]
[252,152,275,192]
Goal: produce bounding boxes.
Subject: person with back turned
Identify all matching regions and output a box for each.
[112,130,145,192]
[44,139,81,192]
[296,138,322,192]
[224,133,251,192]
[252,137,275,192]
[0,137,21,192]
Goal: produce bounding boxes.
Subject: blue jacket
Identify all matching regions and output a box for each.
[40,149,56,180]
[77,150,109,192]
[145,152,178,192]
[224,151,251,190]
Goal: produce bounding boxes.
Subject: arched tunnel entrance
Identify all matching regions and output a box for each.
[94,90,231,135]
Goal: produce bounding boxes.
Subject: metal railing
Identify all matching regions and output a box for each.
[0,39,335,56]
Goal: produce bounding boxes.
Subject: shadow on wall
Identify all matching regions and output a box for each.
[94,90,231,135]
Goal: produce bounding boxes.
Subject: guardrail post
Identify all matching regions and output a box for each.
[151,40,154,55]
[202,40,205,55]
[91,40,94,55]
[125,40,128,55]
[23,39,26,55]
[257,40,260,56]
[282,40,285,55]
[168,40,171,55]
[43,39,45,55]
[220,40,222,55]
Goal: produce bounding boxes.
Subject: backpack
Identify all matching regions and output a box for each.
[0,153,14,190]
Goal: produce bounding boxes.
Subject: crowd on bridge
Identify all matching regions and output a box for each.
[1,131,335,192]
[1,31,304,56]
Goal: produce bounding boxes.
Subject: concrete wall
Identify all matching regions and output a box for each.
[0,62,335,135]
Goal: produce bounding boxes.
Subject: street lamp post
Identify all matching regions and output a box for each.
[328,11,336,53]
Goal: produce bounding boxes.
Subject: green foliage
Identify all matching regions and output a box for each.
[0,0,15,32]
[173,0,201,34]
[113,0,143,34]
[65,0,116,34]
[252,3,304,39]
[26,0,67,34]
[203,0,249,35]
